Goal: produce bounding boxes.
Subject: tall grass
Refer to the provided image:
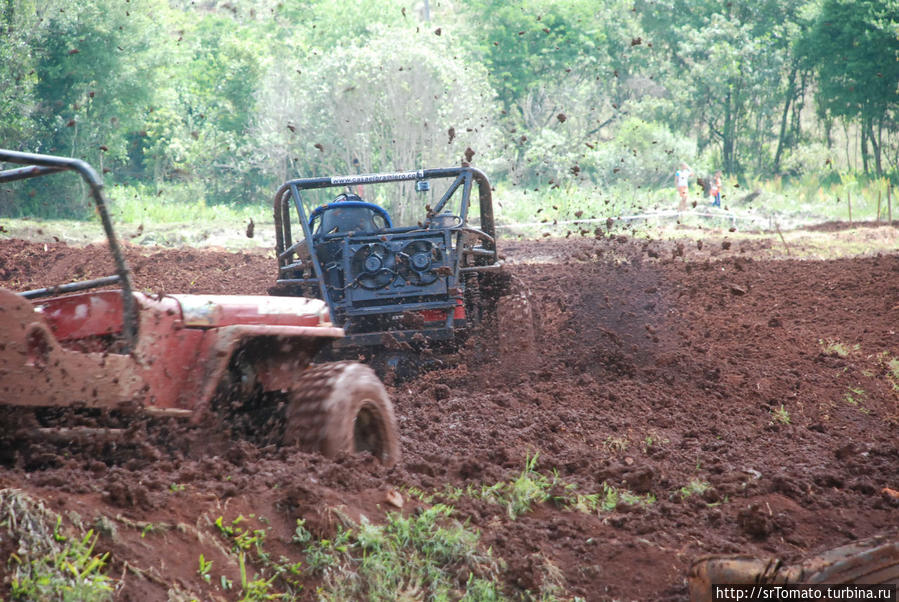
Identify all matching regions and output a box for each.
[106,182,262,224]
[4,173,895,247]
[749,173,894,222]
[493,174,897,236]
[109,175,897,232]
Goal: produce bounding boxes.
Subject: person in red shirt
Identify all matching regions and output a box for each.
[709,170,722,207]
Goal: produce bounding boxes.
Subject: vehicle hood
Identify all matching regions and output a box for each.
[171,294,332,328]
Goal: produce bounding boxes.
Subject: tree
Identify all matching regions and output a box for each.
[798,0,899,175]
[29,0,165,166]
[0,0,167,216]
[251,26,500,223]
[636,0,810,175]
[141,11,267,203]
[459,0,653,185]
[0,0,37,146]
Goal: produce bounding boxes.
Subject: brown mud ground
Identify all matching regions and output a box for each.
[0,227,897,600]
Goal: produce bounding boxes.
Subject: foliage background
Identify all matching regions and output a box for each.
[0,0,897,221]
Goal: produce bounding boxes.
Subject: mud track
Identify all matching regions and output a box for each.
[0,230,897,600]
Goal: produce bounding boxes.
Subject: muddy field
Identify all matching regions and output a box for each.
[0,226,897,601]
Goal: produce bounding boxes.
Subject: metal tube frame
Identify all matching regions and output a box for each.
[0,150,138,352]
[271,166,499,332]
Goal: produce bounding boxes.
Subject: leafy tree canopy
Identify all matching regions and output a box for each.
[799,0,899,123]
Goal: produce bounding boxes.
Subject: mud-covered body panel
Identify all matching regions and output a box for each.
[0,289,342,412]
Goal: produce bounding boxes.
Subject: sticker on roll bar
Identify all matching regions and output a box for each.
[331,170,424,185]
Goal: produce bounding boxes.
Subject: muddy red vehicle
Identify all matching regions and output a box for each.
[0,150,399,465]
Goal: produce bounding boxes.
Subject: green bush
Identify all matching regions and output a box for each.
[587,118,697,189]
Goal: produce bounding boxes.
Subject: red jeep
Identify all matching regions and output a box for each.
[0,150,399,465]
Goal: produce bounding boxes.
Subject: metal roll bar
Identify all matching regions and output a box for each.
[0,150,138,352]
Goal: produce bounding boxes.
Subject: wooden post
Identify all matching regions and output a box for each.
[775,222,792,257]
[847,190,852,225]
[876,188,882,223]
[889,185,893,225]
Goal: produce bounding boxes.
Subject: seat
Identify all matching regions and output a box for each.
[319,205,382,237]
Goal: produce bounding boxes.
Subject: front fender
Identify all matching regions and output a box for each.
[188,324,344,422]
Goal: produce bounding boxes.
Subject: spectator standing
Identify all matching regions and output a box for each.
[709,170,722,207]
[675,162,692,212]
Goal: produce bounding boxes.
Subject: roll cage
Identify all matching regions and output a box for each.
[0,150,138,352]
[272,166,500,340]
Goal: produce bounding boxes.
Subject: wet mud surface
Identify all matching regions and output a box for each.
[0,231,897,600]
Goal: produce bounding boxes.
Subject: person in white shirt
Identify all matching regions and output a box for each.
[675,162,692,212]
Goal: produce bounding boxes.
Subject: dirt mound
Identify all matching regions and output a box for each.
[0,234,897,600]
[0,238,274,295]
[804,220,899,232]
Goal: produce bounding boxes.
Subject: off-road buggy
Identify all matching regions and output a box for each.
[0,150,399,466]
[271,167,536,375]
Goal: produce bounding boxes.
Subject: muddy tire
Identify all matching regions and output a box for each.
[283,361,400,466]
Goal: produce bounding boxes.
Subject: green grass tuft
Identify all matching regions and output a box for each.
[819,338,858,358]
[476,454,556,519]
[294,505,501,601]
[1,489,114,601]
[678,478,711,500]
[771,404,791,425]
[449,455,655,519]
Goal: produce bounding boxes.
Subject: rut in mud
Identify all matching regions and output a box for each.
[0,230,897,600]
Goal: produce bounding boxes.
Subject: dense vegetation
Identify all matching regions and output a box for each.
[1,0,897,219]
